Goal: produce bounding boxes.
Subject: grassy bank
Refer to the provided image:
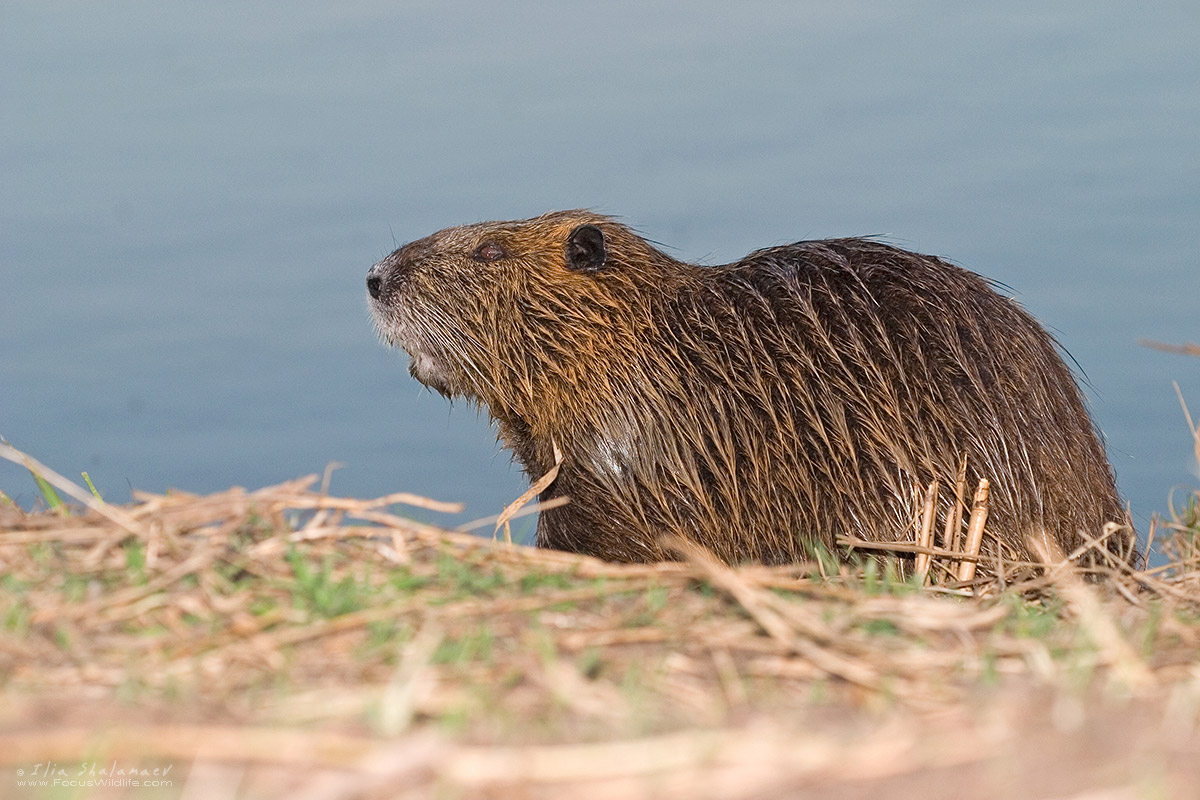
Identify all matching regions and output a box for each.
[1,429,1199,797]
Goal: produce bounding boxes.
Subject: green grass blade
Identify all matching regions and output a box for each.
[30,470,64,511]
[82,471,104,503]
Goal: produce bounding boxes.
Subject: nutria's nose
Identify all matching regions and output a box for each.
[366,261,387,300]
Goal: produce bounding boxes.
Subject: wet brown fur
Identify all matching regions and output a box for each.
[367,210,1129,568]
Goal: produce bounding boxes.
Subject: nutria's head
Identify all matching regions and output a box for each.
[366,210,686,473]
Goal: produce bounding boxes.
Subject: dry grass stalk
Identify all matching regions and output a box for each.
[664,535,890,692]
[1174,381,1200,475]
[432,715,1041,796]
[0,725,403,771]
[957,479,991,582]
[0,441,149,537]
[835,536,983,564]
[288,491,463,514]
[1139,338,1200,357]
[460,495,571,532]
[914,480,939,584]
[1026,535,1154,690]
[944,453,968,554]
[495,441,564,544]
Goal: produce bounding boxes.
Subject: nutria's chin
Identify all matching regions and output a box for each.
[405,349,454,398]
[365,210,1129,569]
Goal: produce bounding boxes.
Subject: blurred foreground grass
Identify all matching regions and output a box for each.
[1,358,1199,800]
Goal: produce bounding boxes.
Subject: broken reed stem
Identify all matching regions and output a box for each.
[944,453,968,555]
[842,469,993,584]
[914,480,939,585]
[836,537,982,562]
[956,480,990,583]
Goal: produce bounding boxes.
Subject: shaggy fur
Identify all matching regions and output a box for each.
[367,211,1128,566]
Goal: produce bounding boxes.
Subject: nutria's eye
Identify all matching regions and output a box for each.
[472,242,507,262]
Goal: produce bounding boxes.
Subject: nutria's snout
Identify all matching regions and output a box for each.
[365,260,388,300]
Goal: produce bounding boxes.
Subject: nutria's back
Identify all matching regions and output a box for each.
[366,211,1128,569]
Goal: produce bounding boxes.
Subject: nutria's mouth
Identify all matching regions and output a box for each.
[368,293,459,398]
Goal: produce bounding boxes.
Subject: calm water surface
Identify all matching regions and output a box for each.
[2,2,1198,538]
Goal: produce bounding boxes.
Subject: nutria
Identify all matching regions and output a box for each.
[366,210,1129,570]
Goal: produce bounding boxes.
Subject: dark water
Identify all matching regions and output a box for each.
[2,2,1198,538]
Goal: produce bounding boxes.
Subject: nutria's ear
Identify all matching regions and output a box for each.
[565,224,607,272]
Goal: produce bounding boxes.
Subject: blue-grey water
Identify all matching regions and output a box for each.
[2,2,1198,540]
